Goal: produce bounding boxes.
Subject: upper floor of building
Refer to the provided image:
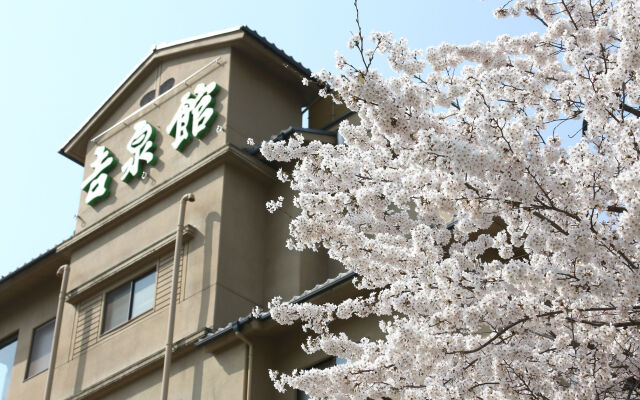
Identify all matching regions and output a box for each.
[0,26,357,400]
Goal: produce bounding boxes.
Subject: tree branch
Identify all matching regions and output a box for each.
[532,211,569,235]
[622,103,640,118]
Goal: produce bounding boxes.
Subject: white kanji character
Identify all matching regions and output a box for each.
[121,120,158,182]
[166,81,220,151]
[191,82,219,138]
[81,146,118,206]
[167,92,195,151]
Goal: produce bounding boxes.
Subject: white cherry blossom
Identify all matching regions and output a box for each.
[262,1,640,399]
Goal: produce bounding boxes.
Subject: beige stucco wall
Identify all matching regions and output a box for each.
[214,162,268,328]
[226,49,304,149]
[74,43,314,233]
[48,42,338,397]
[226,302,382,400]
[262,182,345,304]
[98,344,246,400]
[75,48,231,231]
[0,272,372,400]
[0,278,58,400]
[308,97,350,130]
[49,164,225,398]
[0,32,360,400]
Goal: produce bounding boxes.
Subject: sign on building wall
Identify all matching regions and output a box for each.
[82,80,221,206]
[121,120,158,183]
[168,82,220,151]
[82,146,118,206]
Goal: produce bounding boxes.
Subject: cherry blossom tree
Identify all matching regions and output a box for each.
[260,1,640,398]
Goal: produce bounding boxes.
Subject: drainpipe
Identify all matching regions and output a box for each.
[233,322,253,400]
[160,193,195,400]
[44,264,69,400]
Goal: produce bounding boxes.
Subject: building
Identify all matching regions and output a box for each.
[0,27,367,399]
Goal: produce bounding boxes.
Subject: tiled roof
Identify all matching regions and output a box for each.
[0,233,72,285]
[195,271,356,347]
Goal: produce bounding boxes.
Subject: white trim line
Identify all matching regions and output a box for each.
[59,48,156,150]
[155,26,243,51]
[90,56,225,144]
[59,26,244,152]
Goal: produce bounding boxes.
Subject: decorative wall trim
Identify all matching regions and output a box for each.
[57,144,274,256]
[64,329,206,400]
[66,225,195,305]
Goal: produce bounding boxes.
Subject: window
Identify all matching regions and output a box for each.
[139,90,156,107]
[159,78,175,95]
[0,334,17,400]
[102,270,156,333]
[26,320,54,379]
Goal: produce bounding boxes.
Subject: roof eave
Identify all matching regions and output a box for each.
[195,271,357,348]
[59,46,158,165]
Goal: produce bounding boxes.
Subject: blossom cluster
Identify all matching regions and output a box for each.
[261,1,640,398]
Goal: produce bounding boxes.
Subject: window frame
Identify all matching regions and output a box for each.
[0,332,18,399]
[24,319,55,381]
[101,269,157,335]
[0,333,18,355]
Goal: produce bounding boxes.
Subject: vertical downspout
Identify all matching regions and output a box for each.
[44,264,69,400]
[160,193,195,400]
[233,323,253,400]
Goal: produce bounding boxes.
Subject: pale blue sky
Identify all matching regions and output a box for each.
[0,1,541,277]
